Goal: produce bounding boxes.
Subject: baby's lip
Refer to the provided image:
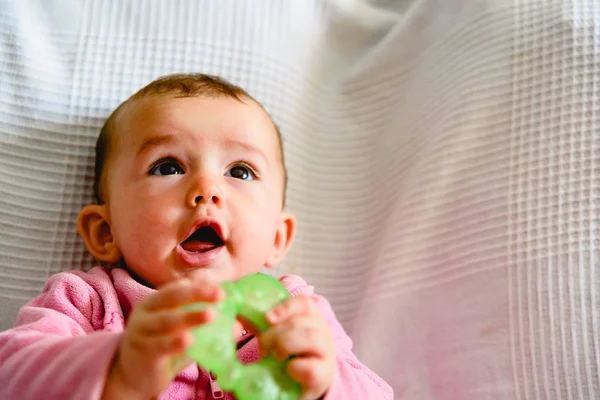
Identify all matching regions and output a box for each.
[176,243,223,269]
[182,218,225,244]
[176,218,226,269]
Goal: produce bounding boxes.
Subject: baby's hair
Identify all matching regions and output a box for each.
[93,73,287,206]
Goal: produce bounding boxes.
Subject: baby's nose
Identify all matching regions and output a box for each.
[187,178,223,208]
[194,194,220,205]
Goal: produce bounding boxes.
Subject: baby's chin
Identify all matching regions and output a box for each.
[178,263,244,284]
[181,262,268,285]
[124,257,264,287]
[182,267,228,283]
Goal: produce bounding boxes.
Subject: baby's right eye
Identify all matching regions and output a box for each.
[149,159,184,176]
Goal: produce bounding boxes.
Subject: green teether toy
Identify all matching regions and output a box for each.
[183,273,301,400]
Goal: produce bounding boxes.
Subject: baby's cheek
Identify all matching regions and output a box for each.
[116,209,172,255]
[128,196,174,229]
[142,212,173,233]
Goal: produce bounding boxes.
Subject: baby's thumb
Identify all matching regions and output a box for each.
[169,351,194,375]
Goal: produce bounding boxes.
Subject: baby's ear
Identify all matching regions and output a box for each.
[264,211,296,268]
[77,204,121,263]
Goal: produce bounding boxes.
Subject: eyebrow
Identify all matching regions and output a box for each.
[136,134,270,166]
[136,134,177,157]
[224,138,270,167]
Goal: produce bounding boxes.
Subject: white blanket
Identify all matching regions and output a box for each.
[1,0,599,398]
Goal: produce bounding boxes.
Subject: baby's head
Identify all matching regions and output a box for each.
[77,73,295,287]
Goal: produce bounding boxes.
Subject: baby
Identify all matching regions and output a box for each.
[0,74,392,399]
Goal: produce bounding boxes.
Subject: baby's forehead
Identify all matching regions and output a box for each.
[97,92,287,205]
[110,94,283,160]
[117,93,256,125]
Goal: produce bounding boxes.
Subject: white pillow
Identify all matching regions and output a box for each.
[1,0,599,397]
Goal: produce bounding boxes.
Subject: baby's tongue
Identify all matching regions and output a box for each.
[181,240,216,252]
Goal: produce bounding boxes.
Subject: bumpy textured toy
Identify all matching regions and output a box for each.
[183,273,301,400]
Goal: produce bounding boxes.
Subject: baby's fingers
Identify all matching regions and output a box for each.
[143,278,223,311]
[287,358,333,400]
[129,330,193,355]
[139,309,214,335]
[260,317,327,360]
[266,295,318,325]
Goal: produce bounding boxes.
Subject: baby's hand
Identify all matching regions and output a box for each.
[103,278,222,400]
[261,296,336,400]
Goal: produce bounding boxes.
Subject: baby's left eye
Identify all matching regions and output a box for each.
[149,160,184,176]
[225,165,255,181]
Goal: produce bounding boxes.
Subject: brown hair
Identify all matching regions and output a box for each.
[93,73,287,205]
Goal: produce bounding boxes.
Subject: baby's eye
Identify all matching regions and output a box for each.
[150,160,184,176]
[225,164,255,181]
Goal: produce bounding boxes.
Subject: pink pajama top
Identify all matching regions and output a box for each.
[0,267,393,399]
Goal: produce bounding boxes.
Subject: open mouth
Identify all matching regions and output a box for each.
[181,224,225,253]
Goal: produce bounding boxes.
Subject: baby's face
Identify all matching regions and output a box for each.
[103,95,289,287]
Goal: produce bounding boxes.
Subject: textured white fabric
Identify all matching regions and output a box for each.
[1,0,599,398]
